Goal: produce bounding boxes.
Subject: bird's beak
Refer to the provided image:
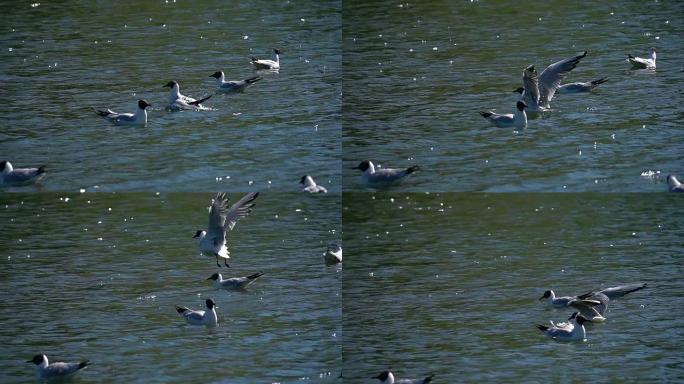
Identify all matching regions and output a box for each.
[192,234,199,238]
[26,360,33,363]
[538,296,545,301]
[351,166,360,170]
[206,276,213,280]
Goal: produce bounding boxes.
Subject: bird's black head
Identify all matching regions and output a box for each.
[210,71,223,79]
[192,230,203,238]
[575,315,588,325]
[164,81,177,88]
[352,160,371,172]
[539,290,551,300]
[207,273,219,281]
[27,354,45,364]
[138,99,152,109]
[516,101,527,111]
[513,87,524,94]
[0,160,7,170]
[206,298,216,309]
[273,48,282,55]
[650,47,657,53]
[525,64,535,72]
[374,371,390,381]
[300,175,308,184]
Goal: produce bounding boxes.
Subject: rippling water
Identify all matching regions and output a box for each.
[342,193,683,382]
[343,1,684,192]
[0,192,341,383]
[0,0,341,192]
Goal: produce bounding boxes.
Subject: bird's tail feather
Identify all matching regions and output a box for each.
[479,111,493,118]
[245,76,262,84]
[78,360,90,369]
[247,272,264,280]
[175,306,189,314]
[591,77,608,86]
[406,165,420,174]
[37,165,46,174]
[189,95,212,106]
[536,324,549,332]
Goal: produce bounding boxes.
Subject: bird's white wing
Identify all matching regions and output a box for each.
[538,51,587,105]
[224,192,259,231]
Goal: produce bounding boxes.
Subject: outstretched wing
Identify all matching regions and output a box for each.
[225,192,259,231]
[539,51,587,105]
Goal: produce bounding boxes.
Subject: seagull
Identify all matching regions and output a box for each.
[301,175,328,193]
[94,99,151,126]
[479,101,527,128]
[570,283,647,321]
[549,312,579,330]
[164,81,212,110]
[175,298,218,327]
[1,160,45,185]
[374,371,434,384]
[536,314,587,342]
[519,51,588,112]
[207,272,264,290]
[251,48,281,70]
[27,354,90,380]
[209,71,262,92]
[557,78,609,94]
[193,192,259,268]
[667,175,684,192]
[352,160,419,187]
[627,47,656,69]
[538,289,601,308]
[324,243,342,264]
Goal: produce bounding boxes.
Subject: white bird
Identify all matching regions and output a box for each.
[27,354,90,380]
[193,192,259,268]
[164,81,212,110]
[251,48,281,70]
[570,283,647,322]
[667,175,684,192]
[536,314,587,342]
[479,101,528,128]
[374,371,434,384]
[1,160,45,185]
[301,175,328,193]
[94,99,151,126]
[557,78,608,94]
[549,312,578,330]
[206,272,264,290]
[627,47,656,69]
[175,299,218,327]
[209,71,262,93]
[352,160,419,187]
[520,51,588,112]
[324,243,342,264]
[538,289,601,308]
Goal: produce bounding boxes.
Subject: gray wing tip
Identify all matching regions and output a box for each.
[536,324,549,332]
[79,360,91,369]
[479,111,492,118]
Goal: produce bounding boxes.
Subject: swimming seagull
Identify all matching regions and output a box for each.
[536,314,587,342]
[570,283,647,322]
[301,175,328,193]
[519,51,588,112]
[27,354,90,380]
[479,101,528,128]
[206,272,264,290]
[549,312,579,330]
[175,299,218,327]
[627,47,656,69]
[209,71,262,93]
[538,289,601,308]
[324,243,342,264]
[374,371,434,384]
[667,175,684,192]
[1,160,46,185]
[557,78,609,94]
[94,99,151,126]
[251,48,281,70]
[352,160,419,187]
[164,81,212,110]
[193,192,259,268]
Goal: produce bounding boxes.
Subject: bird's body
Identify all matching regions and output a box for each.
[194,192,259,267]
[164,81,212,110]
[557,78,608,94]
[353,160,419,187]
[251,49,281,70]
[375,371,434,384]
[95,99,151,126]
[480,101,527,128]
[520,51,588,112]
[175,299,218,327]
[207,272,264,290]
[627,48,657,69]
[539,289,601,308]
[210,71,262,92]
[301,175,328,193]
[537,314,587,342]
[1,161,45,185]
[324,243,342,264]
[667,175,684,192]
[27,354,90,380]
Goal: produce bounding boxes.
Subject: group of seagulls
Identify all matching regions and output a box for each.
[536,283,647,341]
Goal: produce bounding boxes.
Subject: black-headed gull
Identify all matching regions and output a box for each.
[479,101,527,128]
[193,192,259,268]
[520,51,588,111]
[557,77,608,94]
[164,81,212,110]
[175,298,218,327]
[207,272,264,290]
[536,314,587,342]
[627,47,656,69]
[667,175,684,192]
[374,371,434,384]
[538,289,601,308]
[251,48,281,70]
[301,175,328,193]
[1,160,45,185]
[95,99,151,126]
[209,71,262,93]
[352,160,419,187]
[27,354,90,380]
[324,243,342,264]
